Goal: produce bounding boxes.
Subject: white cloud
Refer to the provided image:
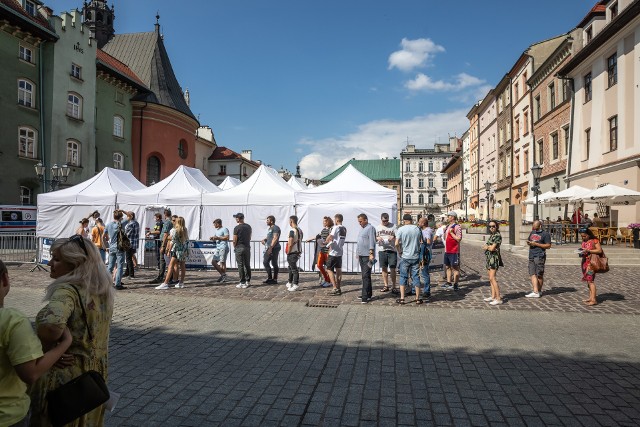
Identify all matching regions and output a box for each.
[405,72,485,92]
[388,38,445,72]
[298,110,469,179]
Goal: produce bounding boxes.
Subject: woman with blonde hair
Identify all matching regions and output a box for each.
[158,216,190,289]
[29,235,114,426]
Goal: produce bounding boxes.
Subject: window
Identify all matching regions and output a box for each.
[418,178,424,188]
[405,178,411,188]
[418,161,424,172]
[66,140,80,166]
[514,82,519,100]
[428,162,433,172]
[523,112,529,134]
[515,155,520,176]
[549,82,556,109]
[428,194,434,204]
[514,118,520,140]
[405,194,412,205]
[25,0,35,15]
[428,178,434,188]
[19,45,32,63]
[607,53,617,88]
[20,186,31,205]
[418,194,424,205]
[584,128,591,160]
[405,162,410,172]
[609,116,618,152]
[243,166,247,176]
[585,27,593,43]
[562,80,570,102]
[71,63,81,79]
[537,140,543,165]
[67,93,82,119]
[610,2,618,18]
[113,152,124,169]
[534,96,541,121]
[115,91,125,104]
[18,127,36,158]
[551,133,559,160]
[146,156,161,186]
[18,79,34,107]
[563,126,570,156]
[219,165,226,174]
[113,116,124,138]
[584,73,592,102]
[524,151,529,173]
[443,178,448,189]
[443,195,448,205]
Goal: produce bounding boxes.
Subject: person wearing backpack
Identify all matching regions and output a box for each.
[285,215,303,291]
[102,210,127,290]
[418,217,433,302]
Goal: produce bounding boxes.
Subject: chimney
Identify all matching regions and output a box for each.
[241,150,252,161]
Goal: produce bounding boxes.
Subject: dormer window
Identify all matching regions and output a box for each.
[610,2,618,19]
[585,27,593,43]
[25,0,36,16]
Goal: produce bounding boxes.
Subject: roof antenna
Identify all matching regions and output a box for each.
[155,11,160,33]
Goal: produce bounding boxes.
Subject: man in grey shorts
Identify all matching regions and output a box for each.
[526,220,552,298]
[376,213,397,292]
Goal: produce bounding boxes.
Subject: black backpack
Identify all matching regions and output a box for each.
[117,223,131,252]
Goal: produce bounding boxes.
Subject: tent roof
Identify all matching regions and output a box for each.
[296,165,397,204]
[218,175,242,190]
[37,167,145,205]
[117,165,219,205]
[287,176,308,190]
[202,165,296,205]
[578,184,640,203]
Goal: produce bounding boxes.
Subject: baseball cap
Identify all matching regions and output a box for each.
[402,213,412,221]
[447,211,458,219]
[233,212,245,219]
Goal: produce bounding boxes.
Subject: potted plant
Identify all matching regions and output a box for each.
[628,223,640,249]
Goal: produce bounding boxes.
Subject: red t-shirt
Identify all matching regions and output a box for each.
[445,223,462,254]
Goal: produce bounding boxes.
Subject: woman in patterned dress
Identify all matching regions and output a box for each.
[482,220,503,305]
[30,236,114,426]
[579,228,603,306]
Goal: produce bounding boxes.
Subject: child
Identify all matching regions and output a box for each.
[0,259,72,426]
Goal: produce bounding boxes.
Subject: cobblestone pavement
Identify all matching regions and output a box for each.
[5,246,640,426]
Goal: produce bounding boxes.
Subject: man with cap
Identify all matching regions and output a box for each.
[443,211,463,291]
[233,213,252,288]
[375,212,397,293]
[395,213,422,304]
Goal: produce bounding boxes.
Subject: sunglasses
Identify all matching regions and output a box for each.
[69,234,89,256]
[489,225,497,228]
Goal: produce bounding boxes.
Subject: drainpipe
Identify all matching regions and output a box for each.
[138,102,148,182]
[38,41,47,192]
[561,76,575,219]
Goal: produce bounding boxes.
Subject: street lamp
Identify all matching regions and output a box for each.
[484,180,491,234]
[463,188,469,221]
[35,162,71,191]
[531,163,543,220]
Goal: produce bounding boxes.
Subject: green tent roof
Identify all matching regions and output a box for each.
[321,159,400,182]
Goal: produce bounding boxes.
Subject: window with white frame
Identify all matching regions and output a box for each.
[18,79,34,107]
[67,93,82,119]
[405,194,411,205]
[20,186,31,205]
[549,82,556,109]
[19,45,32,63]
[443,195,448,205]
[584,128,591,160]
[551,133,559,160]
[71,63,81,79]
[405,178,411,188]
[113,115,124,138]
[609,116,618,152]
[563,126,570,157]
[442,177,448,189]
[66,140,80,166]
[418,161,424,172]
[405,162,410,172]
[112,152,123,169]
[428,162,433,172]
[534,95,541,121]
[25,0,36,16]
[610,1,618,19]
[585,27,593,43]
[607,53,617,88]
[584,73,592,102]
[428,178,434,188]
[418,194,424,205]
[428,194,434,204]
[18,127,37,158]
[418,178,424,188]
[562,80,570,102]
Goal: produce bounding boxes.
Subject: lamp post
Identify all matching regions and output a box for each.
[35,162,71,192]
[531,163,543,220]
[484,180,491,234]
[463,188,469,221]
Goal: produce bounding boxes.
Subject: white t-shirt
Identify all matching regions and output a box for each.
[328,224,347,257]
[375,223,397,252]
[435,225,447,241]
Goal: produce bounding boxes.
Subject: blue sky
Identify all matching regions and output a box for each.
[51,0,595,179]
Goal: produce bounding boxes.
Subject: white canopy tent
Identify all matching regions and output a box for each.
[37,168,145,238]
[287,176,308,190]
[218,175,242,190]
[117,165,220,240]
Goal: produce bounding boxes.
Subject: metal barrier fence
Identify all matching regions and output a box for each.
[542,223,582,245]
[0,231,38,265]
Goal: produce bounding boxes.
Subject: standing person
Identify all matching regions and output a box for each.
[102,210,126,290]
[482,220,503,305]
[579,228,603,306]
[525,219,552,298]
[356,213,376,303]
[75,218,89,238]
[0,259,73,427]
[443,212,463,291]
[261,216,281,285]
[418,217,433,301]
[123,211,140,279]
[210,218,229,283]
[285,216,303,291]
[307,216,332,288]
[90,217,106,262]
[150,209,173,285]
[376,213,398,293]
[395,214,422,304]
[28,236,114,427]
[325,214,347,295]
[87,210,100,233]
[146,213,163,269]
[434,221,448,284]
[233,213,252,289]
[157,216,189,289]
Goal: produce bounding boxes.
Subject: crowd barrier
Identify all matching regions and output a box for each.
[0,231,39,266]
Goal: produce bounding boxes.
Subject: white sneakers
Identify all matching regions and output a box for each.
[174,282,184,289]
[525,291,541,298]
[286,282,299,291]
[285,282,292,289]
[483,297,494,302]
[489,299,503,305]
[155,283,169,290]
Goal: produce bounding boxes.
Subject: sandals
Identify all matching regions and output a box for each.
[391,288,400,295]
[395,298,405,305]
[416,299,423,305]
[381,286,390,292]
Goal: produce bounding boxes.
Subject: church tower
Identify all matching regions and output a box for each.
[82,0,115,48]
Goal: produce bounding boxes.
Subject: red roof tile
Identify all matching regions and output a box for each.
[208,146,260,167]
[97,49,146,88]
[0,0,56,35]
[577,2,607,27]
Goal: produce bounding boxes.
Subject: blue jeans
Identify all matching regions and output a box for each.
[399,258,420,291]
[107,250,125,286]
[419,262,431,295]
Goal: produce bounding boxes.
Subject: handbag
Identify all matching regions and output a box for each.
[47,286,110,427]
[589,251,609,273]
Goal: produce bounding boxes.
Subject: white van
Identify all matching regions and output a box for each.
[0,205,37,232]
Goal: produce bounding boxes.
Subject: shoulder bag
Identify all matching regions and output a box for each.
[46,286,110,427]
[589,250,609,273]
[116,223,131,252]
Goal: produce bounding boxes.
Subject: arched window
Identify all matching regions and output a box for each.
[20,186,31,205]
[67,92,83,119]
[18,127,37,158]
[146,156,161,186]
[418,194,424,205]
[18,79,34,107]
[113,152,124,169]
[428,162,433,172]
[66,139,81,166]
[418,162,424,172]
[178,139,188,159]
[405,194,412,205]
[428,194,434,204]
[113,115,124,138]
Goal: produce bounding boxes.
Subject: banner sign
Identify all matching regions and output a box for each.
[40,238,53,265]
[184,240,218,269]
[429,241,444,272]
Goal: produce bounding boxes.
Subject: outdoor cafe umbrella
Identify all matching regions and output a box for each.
[573,184,640,226]
[550,185,591,205]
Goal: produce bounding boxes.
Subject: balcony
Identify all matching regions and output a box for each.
[426,186,438,193]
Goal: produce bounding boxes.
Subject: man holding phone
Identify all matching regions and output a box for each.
[526,220,552,298]
[443,212,462,291]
